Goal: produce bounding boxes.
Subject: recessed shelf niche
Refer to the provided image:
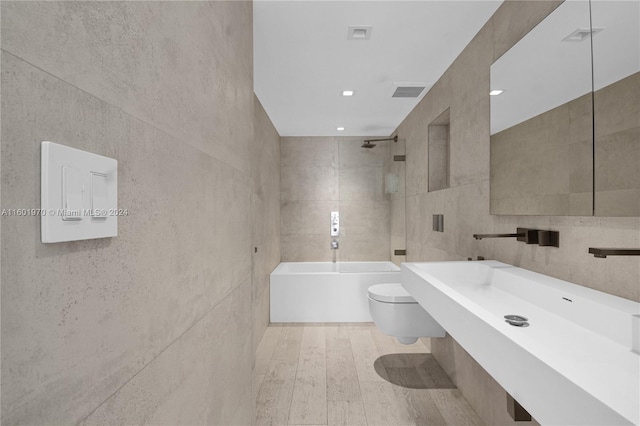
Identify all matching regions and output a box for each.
[428,108,450,192]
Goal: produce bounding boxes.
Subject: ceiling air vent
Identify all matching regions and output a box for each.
[392,86,425,98]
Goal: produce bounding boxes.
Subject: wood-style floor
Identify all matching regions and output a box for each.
[255,323,483,426]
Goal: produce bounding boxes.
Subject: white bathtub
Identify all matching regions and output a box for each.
[270,262,401,322]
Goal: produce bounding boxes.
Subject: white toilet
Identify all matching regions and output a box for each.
[368,283,446,344]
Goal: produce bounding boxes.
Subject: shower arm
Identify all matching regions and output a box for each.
[363,135,399,144]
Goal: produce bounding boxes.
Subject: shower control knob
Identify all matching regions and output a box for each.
[330,211,339,236]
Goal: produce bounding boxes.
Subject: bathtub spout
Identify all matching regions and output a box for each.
[473,233,521,240]
[473,228,539,244]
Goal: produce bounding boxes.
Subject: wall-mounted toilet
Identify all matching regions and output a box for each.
[368,283,446,344]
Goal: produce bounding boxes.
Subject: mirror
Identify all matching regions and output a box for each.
[490,0,640,217]
[592,1,640,216]
[490,0,593,216]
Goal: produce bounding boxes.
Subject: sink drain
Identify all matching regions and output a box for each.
[504,314,529,327]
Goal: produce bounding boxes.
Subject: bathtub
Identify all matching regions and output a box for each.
[270,262,401,322]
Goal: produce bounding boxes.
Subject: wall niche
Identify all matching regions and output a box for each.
[428,108,450,192]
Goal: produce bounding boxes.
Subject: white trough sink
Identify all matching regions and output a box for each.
[402,260,640,426]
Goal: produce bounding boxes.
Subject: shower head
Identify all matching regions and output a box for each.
[361,135,398,149]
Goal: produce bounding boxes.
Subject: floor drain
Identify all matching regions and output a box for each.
[504,314,529,327]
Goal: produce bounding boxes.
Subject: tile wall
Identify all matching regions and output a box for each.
[253,96,282,352]
[492,72,640,216]
[594,72,640,216]
[0,2,280,424]
[394,1,640,424]
[490,92,593,216]
[280,137,392,262]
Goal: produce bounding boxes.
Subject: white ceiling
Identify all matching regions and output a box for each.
[254,0,503,137]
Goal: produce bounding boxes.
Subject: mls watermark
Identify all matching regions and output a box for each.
[1,208,129,217]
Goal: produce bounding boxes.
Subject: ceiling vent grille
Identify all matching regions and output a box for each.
[392,86,425,98]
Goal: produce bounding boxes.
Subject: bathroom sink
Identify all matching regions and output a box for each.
[402,261,640,426]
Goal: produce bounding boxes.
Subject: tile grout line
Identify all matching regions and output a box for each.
[77,275,251,424]
[0,49,254,181]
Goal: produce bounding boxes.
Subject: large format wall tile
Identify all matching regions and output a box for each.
[281,137,337,168]
[490,1,562,61]
[594,72,640,138]
[1,49,253,425]
[339,137,389,167]
[253,97,281,244]
[281,234,335,262]
[340,200,390,237]
[398,1,639,301]
[395,1,640,424]
[281,200,339,236]
[252,96,281,352]
[280,136,391,262]
[81,280,254,426]
[1,2,256,424]
[2,1,253,175]
[404,108,430,197]
[339,234,390,262]
[339,167,387,201]
[449,98,490,187]
[490,91,593,216]
[281,166,338,201]
[594,73,640,216]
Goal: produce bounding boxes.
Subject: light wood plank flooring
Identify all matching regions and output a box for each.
[255,324,483,426]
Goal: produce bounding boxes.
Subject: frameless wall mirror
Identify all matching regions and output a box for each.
[490,0,593,216]
[490,0,640,217]
[591,1,640,216]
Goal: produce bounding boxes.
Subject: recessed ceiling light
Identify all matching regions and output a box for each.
[562,27,604,42]
[337,127,345,131]
[342,90,355,97]
[347,26,372,41]
[489,89,504,96]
